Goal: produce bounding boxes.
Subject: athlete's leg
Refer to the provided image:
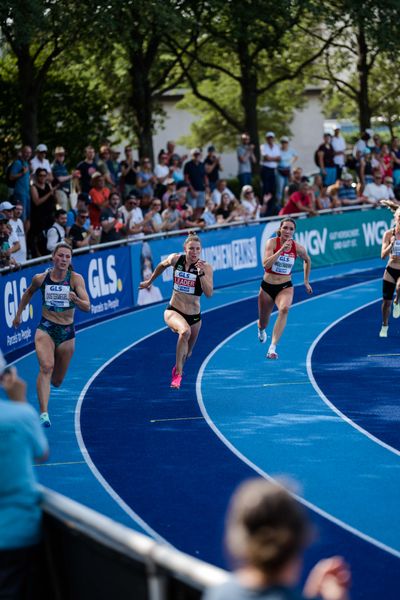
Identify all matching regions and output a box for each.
[187,321,202,359]
[270,286,294,347]
[51,338,75,387]
[258,288,275,331]
[35,329,55,414]
[164,310,191,375]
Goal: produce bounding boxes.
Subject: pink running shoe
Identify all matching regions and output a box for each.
[266,351,278,360]
[171,367,182,389]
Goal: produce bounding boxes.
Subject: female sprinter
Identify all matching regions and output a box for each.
[257,218,312,359]
[380,206,400,337]
[139,231,213,389]
[13,242,90,426]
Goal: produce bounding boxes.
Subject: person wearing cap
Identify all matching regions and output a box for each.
[0,212,20,268]
[76,145,98,194]
[331,125,346,180]
[204,145,222,191]
[336,172,364,206]
[30,144,52,179]
[260,132,280,214]
[237,133,256,187]
[316,133,337,187]
[88,172,110,228]
[9,145,32,219]
[9,201,27,263]
[184,148,209,219]
[277,136,298,206]
[51,146,80,211]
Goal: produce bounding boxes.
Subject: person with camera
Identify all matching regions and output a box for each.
[237,133,257,187]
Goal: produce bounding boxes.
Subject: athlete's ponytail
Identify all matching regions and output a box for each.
[184,230,201,246]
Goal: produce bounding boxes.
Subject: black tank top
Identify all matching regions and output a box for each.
[173,254,203,296]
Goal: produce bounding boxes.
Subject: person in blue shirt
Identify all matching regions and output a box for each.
[0,357,48,599]
[204,478,351,600]
[9,145,32,219]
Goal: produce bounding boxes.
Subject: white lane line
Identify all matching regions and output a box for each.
[150,416,203,423]
[262,381,309,387]
[367,353,400,357]
[35,461,86,467]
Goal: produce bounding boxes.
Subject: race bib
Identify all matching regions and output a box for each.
[271,254,295,275]
[173,270,197,294]
[392,240,400,257]
[44,284,71,307]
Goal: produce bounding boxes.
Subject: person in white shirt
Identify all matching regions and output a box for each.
[240,185,260,220]
[363,171,390,206]
[9,202,27,263]
[30,144,52,180]
[0,201,21,260]
[260,131,280,215]
[211,179,235,206]
[46,209,67,252]
[127,196,145,240]
[331,125,346,179]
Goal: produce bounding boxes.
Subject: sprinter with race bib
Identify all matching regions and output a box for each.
[139,231,213,389]
[13,242,90,427]
[257,218,312,359]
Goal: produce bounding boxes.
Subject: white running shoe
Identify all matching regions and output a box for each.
[258,328,267,343]
[393,303,400,319]
[40,412,51,428]
[379,325,388,338]
[266,351,278,359]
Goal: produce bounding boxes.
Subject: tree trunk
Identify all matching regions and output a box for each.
[238,43,260,172]
[128,53,155,163]
[356,25,372,132]
[17,48,39,148]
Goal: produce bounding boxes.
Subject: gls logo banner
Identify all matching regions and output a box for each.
[4,278,30,327]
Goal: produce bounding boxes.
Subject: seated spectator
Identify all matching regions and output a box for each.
[240,185,260,220]
[127,196,145,240]
[199,198,217,228]
[211,179,235,206]
[363,170,391,206]
[162,178,177,208]
[100,192,124,244]
[136,157,156,198]
[0,212,19,268]
[69,208,101,248]
[336,173,365,206]
[89,172,110,228]
[30,143,52,179]
[161,195,181,231]
[203,478,350,600]
[228,199,247,222]
[142,198,163,234]
[9,201,27,264]
[66,192,91,233]
[46,209,67,252]
[311,173,323,205]
[283,166,303,205]
[176,187,196,229]
[359,149,375,187]
[119,193,137,226]
[216,192,235,223]
[280,180,318,216]
[316,133,336,186]
[380,143,393,179]
[384,175,395,200]
[315,185,340,211]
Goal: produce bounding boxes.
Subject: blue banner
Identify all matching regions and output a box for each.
[1,246,134,358]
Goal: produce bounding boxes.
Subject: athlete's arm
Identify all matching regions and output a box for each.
[262,238,291,270]
[296,243,312,294]
[12,273,45,328]
[381,230,395,259]
[196,260,213,297]
[70,273,91,312]
[139,253,178,289]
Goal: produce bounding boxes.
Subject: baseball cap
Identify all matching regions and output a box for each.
[0,212,9,222]
[334,124,341,130]
[91,171,102,180]
[280,136,289,143]
[342,173,353,181]
[265,131,275,138]
[55,146,65,154]
[191,148,201,156]
[36,143,48,152]
[0,201,15,211]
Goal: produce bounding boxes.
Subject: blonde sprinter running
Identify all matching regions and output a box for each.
[139,232,213,389]
[380,207,400,337]
[13,242,90,426]
[258,218,312,359]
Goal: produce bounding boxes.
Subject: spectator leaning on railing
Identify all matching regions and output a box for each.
[280,180,318,216]
[363,170,391,207]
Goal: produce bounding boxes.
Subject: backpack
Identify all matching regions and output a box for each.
[40,225,62,255]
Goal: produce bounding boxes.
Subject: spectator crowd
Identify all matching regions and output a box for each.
[2,128,400,268]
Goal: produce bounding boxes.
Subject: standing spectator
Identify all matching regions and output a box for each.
[154,151,172,198]
[9,201,27,264]
[30,144,52,179]
[260,131,280,214]
[76,145,98,194]
[372,133,382,154]
[0,363,48,600]
[29,168,57,257]
[136,157,156,198]
[204,146,222,191]
[276,136,298,205]
[66,192,91,233]
[390,137,400,188]
[184,148,209,219]
[170,154,184,183]
[211,179,235,207]
[280,180,317,216]
[108,149,121,188]
[89,172,110,228]
[51,146,78,211]
[359,149,375,187]
[379,143,393,178]
[100,192,124,243]
[119,192,136,225]
[9,145,32,219]
[352,130,371,179]
[97,145,114,190]
[68,208,101,249]
[331,125,346,180]
[176,186,196,229]
[203,478,351,600]
[363,170,390,206]
[161,195,181,231]
[162,179,177,208]
[317,133,336,186]
[120,145,138,198]
[237,133,256,187]
[46,209,67,252]
[240,185,260,220]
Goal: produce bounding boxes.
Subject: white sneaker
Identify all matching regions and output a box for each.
[258,328,267,343]
[40,412,51,428]
[266,344,278,359]
[393,303,400,319]
[379,325,388,338]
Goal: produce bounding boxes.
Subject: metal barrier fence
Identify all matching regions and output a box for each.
[41,487,228,600]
